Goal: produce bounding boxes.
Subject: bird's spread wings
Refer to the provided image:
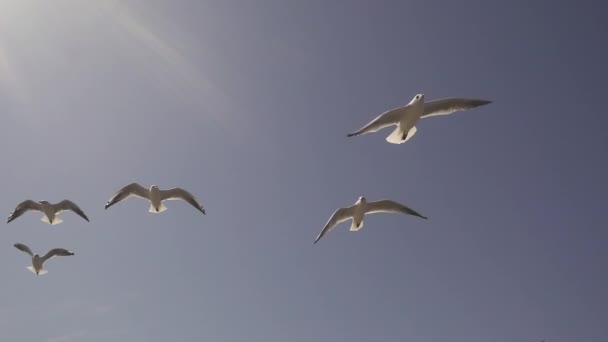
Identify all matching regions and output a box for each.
[347,107,406,137]
[7,200,42,223]
[42,248,74,262]
[54,200,90,222]
[314,207,354,243]
[365,200,428,219]
[159,188,205,214]
[421,98,492,119]
[105,183,150,209]
[14,243,34,257]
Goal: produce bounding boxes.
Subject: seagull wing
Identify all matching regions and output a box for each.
[159,188,206,214]
[7,200,42,223]
[105,183,150,209]
[347,106,406,137]
[314,207,354,244]
[53,200,90,222]
[365,199,428,219]
[14,243,34,257]
[41,248,74,263]
[421,98,492,119]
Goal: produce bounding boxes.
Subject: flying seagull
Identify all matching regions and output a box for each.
[14,243,74,275]
[7,200,90,225]
[314,196,428,243]
[105,183,206,215]
[347,94,492,144]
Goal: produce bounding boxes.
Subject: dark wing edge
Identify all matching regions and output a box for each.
[42,248,74,262]
[161,188,206,215]
[105,183,149,210]
[347,107,405,137]
[56,200,90,222]
[7,200,41,223]
[366,200,428,220]
[314,207,351,244]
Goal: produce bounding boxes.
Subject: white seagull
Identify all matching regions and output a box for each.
[14,243,74,275]
[105,183,206,215]
[347,94,492,144]
[7,200,90,225]
[314,196,428,243]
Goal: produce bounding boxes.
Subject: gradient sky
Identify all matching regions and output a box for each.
[0,1,606,341]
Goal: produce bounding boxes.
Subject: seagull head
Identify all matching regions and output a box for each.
[150,185,159,190]
[39,200,50,206]
[357,196,366,203]
[412,93,424,103]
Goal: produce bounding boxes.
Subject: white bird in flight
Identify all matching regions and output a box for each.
[314,196,428,243]
[105,183,206,215]
[347,94,492,144]
[14,243,74,275]
[7,200,90,225]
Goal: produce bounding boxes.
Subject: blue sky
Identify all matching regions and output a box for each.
[0,1,606,341]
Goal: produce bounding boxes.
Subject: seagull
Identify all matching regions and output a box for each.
[105,183,206,215]
[7,200,90,225]
[347,94,492,144]
[14,243,74,275]
[314,196,428,243]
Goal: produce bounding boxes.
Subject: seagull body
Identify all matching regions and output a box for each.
[105,183,206,215]
[347,94,492,144]
[7,200,90,225]
[14,243,74,275]
[314,196,428,243]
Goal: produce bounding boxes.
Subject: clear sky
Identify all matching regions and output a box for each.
[0,1,606,341]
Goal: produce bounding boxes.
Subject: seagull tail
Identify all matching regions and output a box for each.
[27,266,47,275]
[149,203,168,213]
[349,220,364,232]
[386,125,417,144]
[41,215,63,225]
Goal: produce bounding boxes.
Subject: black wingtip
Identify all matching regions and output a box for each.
[346,133,356,137]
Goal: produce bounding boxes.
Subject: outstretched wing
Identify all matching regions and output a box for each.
[314,207,354,244]
[347,107,405,137]
[105,183,150,209]
[421,98,492,119]
[365,199,428,219]
[7,200,42,223]
[159,188,206,214]
[14,243,34,257]
[54,200,90,222]
[42,248,74,262]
